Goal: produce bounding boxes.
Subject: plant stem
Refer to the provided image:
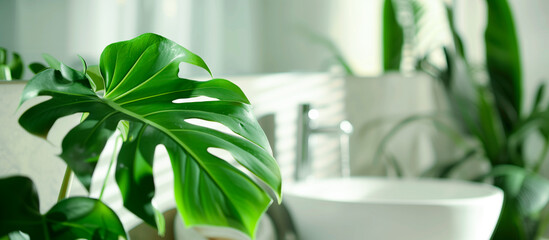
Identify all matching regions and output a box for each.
[42,216,50,240]
[57,113,88,202]
[99,136,121,200]
[57,167,74,201]
[534,141,549,173]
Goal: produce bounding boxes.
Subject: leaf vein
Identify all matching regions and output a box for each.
[105,48,149,98]
[111,56,181,101]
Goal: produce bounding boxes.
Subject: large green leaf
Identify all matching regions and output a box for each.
[382,0,404,71]
[485,0,522,133]
[0,176,126,240]
[18,33,281,238]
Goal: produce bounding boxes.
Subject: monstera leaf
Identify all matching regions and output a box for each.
[18,33,281,238]
[0,176,126,239]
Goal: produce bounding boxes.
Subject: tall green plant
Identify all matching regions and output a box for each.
[377,1,549,239]
[0,33,281,239]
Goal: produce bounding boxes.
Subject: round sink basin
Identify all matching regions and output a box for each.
[283,177,503,240]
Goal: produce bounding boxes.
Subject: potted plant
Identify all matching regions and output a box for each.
[377,0,549,239]
[0,33,282,239]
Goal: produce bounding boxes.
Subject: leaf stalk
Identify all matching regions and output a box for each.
[57,167,73,201]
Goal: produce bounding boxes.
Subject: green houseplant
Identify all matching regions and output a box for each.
[0,33,282,239]
[0,48,24,80]
[376,1,549,239]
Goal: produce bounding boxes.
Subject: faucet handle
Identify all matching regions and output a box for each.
[296,103,354,180]
[339,120,353,135]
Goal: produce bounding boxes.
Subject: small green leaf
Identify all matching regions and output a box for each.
[42,53,61,70]
[8,53,23,79]
[78,55,87,74]
[0,65,11,80]
[86,65,105,92]
[60,61,86,81]
[28,63,47,74]
[532,83,546,114]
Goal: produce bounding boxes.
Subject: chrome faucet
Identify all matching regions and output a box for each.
[295,103,353,181]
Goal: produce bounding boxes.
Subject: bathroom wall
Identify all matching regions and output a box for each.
[0,82,86,212]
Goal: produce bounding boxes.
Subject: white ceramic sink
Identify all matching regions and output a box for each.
[283,177,503,240]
